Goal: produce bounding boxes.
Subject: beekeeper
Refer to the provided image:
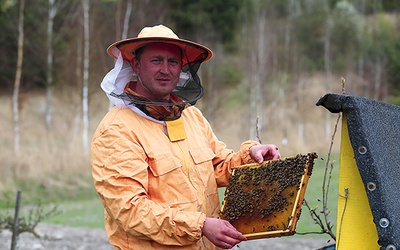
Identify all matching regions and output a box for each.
[91,24,281,250]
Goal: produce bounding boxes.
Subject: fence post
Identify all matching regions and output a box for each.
[10,190,21,250]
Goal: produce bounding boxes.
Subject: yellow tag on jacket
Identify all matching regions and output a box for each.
[165,118,187,142]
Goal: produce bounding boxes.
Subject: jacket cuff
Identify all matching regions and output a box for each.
[198,213,207,238]
[240,140,260,164]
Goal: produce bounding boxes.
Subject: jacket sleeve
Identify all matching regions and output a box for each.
[91,124,205,246]
[190,108,260,187]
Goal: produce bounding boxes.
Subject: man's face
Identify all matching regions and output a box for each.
[132,43,182,99]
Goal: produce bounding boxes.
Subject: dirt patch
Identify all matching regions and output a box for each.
[0,223,113,250]
[0,223,333,250]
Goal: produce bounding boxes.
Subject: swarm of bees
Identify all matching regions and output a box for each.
[220,152,318,240]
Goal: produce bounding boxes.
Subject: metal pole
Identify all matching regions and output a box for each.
[10,190,21,250]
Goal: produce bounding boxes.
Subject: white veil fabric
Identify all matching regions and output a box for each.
[100,53,136,108]
[100,48,204,109]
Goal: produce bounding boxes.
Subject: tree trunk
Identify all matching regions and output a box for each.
[122,0,132,39]
[279,0,297,148]
[45,0,58,129]
[324,17,333,143]
[373,56,382,100]
[108,0,133,111]
[358,56,366,96]
[249,4,267,140]
[82,0,90,156]
[12,0,26,154]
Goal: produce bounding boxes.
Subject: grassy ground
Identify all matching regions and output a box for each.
[44,197,105,228]
[296,155,339,237]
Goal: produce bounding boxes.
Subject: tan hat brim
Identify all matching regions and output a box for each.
[107,37,212,65]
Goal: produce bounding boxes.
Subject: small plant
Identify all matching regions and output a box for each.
[0,191,60,249]
[297,77,348,243]
[0,203,60,237]
[299,112,340,241]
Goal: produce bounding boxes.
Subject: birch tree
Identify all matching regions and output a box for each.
[121,0,132,40]
[248,1,268,140]
[358,0,367,97]
[324,6,333,143]
[82,0,90,156]
[281,0,300,147]
[12,0,26,154]
[45,0,58,129]
[108,0,133,110]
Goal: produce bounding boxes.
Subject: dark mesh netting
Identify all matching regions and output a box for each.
[111,53,205,107]
[172,55,204,105]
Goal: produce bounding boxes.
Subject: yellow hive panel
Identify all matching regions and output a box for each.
[220,153,317,240]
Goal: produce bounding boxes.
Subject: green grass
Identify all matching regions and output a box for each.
[43,198,105,228]
[0,176,104,228]
[0,175,97,208]
[297,154,339,237]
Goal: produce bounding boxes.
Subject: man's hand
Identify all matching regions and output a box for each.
[249,144,281,163]
[202,218,246,249]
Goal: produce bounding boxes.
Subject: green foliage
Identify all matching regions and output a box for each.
[330,1,364,59]
[384,33,400,91]
[292,6,329,71]
[386,95,400,106]
[0,0,399,107]
[382,0,400,12]
[166,0,246,49]
[220,63,242,87]
[0,1,18,92]
[0,0,16,11]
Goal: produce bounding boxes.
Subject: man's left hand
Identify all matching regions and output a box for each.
[249,144,281,163]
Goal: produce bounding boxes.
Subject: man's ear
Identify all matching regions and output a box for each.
[131,59,140,73]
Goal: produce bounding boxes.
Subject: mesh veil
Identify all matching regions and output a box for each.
[114,56,204,107]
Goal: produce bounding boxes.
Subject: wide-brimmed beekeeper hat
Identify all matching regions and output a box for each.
[107,24,212,65]
[102,24,212,108]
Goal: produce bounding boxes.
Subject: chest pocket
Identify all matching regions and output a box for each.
[189,147,217,195]
[148,153,181,176]
[147,153,197,206]
[189,146,215,165]
[189,146,221,216]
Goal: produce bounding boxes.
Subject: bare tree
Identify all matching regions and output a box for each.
[12,0,26,154]
[324,14,333,143]
[280,0,300,147]
[45,0,58,129]
[248,1,268,140]
[82,0,90,156]
[122,0,132,40]
[373,55,384,100]
[108,0,133,111]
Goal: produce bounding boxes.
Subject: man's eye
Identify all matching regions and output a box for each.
[151,59,161,63]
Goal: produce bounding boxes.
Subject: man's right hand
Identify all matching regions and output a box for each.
[202,218,247,249]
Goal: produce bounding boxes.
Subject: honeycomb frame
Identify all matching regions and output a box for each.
[220,152,318,240]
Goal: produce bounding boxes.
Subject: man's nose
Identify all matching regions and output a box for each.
[160,61,170,74]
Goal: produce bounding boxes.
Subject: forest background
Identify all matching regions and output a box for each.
[0,0,399,236]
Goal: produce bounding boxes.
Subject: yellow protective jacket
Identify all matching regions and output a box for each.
[91,106,259,250]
